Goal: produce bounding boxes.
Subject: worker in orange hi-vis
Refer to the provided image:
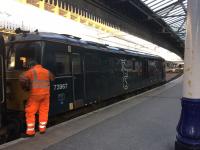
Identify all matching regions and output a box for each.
[20,60,54,137]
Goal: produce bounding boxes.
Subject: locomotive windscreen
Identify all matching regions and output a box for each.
[7,42,42,70]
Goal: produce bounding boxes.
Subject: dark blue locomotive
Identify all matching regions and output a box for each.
[0,32,165,141]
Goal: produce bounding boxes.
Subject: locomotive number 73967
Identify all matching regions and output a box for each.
[53,83,68,91]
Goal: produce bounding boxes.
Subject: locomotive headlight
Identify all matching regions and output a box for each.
[9,56,15,68]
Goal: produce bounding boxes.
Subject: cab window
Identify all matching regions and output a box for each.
[7,42,42,70]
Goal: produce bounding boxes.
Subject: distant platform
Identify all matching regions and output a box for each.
[166,72,182,81]
[0,76,183,150]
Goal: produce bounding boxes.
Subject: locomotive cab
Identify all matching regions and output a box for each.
[4,32,79,140]
[5,33,79,115]
[6,40,42,111]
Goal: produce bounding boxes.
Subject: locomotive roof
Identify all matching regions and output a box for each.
[9,32,164,60]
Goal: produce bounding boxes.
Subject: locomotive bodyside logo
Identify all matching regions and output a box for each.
[121,59,128,90]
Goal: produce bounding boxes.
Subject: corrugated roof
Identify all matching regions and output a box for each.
[141,0,187,40]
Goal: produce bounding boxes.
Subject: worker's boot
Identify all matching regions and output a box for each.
[39,122,47,134]
[25,123,35,137]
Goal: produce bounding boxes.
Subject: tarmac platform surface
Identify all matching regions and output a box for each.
[0,77,182,150]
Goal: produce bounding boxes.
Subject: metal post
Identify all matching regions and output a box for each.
[175,0,200,150]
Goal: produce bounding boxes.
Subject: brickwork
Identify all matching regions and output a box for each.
[27,0,39,7]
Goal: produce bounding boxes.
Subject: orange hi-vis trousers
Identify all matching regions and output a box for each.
[25,94,50,135]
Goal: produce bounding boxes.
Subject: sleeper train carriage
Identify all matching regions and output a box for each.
[0,32,165,138]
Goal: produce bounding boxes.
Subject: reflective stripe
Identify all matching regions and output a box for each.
[40,122,47,125]
[27,123,34,126]
[32,82,49,86]
[27,128,35,131]
[39,125,46,128]
[32,85,49,88]
[32,69,50,89]
[33,80,49,83]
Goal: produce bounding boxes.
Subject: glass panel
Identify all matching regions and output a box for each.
[55,52,70,75]
[72,54,81,74]
[148,0,164,7]
[152,0,177,11]
[43,42,71,76]
[7,42,42,70]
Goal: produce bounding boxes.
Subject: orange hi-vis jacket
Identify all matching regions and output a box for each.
[24,65,50,95]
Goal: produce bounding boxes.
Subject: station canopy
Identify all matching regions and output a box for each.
[0,0,183,61]
[141,0,187,40]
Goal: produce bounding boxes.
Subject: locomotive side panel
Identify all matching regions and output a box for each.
[42,42,73,116]
[122,56,145,93]
[84,52,103,104]
[0,35,6,129]
[84,51,129,103]
[84,51,161,103]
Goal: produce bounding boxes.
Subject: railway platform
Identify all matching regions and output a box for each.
[0,76,182,150]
